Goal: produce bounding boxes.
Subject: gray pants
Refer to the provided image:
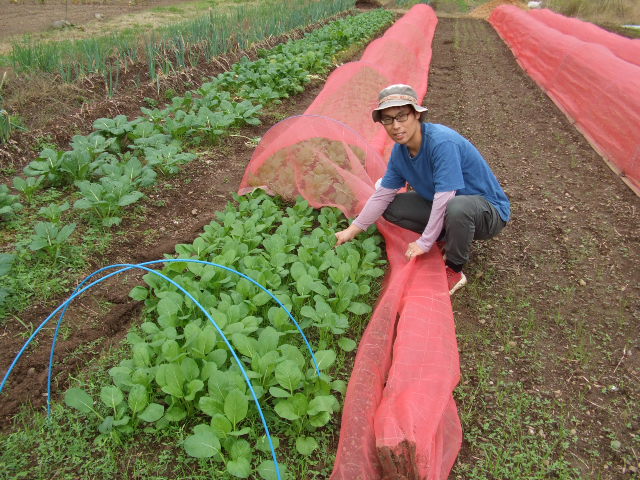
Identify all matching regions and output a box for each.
[382,192,506,268]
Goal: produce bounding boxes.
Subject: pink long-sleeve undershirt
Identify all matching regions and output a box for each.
[352,187,399,231]
[352,187,456,253]
[416,190,455,252]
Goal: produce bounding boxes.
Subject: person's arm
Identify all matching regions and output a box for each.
[335,186,399,246]
[353,186,399,230]
[415,190,456,253]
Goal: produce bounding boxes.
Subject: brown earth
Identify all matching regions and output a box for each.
[467,0,526,19]
[427,17,639,479]
[0,0,201,41]
[0,6,639,480]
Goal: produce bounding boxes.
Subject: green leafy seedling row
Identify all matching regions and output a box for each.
[0,9,394,314]
[65,191,386,479]
[9,0,357,85]
[6,9,394,227]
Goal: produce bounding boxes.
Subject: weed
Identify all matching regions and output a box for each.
[164,88,178,100]
[569,155,579,169]
[0,165,17,177]
[143,97,159,107]
[32,134,58,152]
[453,379,579,479]
[152,6,185,14]
[12,314,37,342]
[142,228,161,246]
[62,338,106,366]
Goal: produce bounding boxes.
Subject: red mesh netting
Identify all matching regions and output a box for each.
[528,8,640,67]
[239,114,380,217]
[239,5,462,479]
[490,5,640,195]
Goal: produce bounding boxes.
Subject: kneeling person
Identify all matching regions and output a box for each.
[335,84,510,294]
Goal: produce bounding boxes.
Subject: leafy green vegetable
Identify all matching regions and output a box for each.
[12,175,43,203]
[184,424,221,458]
[295,436,319,456]
[0,183,23,219]
[74,177,144,227]
[28,221,76,258]
[37,201,70,223]
[64,387,97,415]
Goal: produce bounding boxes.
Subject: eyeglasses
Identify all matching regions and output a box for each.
[380,111,410,125]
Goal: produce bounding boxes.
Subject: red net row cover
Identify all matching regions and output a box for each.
[529,8,640,67]
[490,5,640,195]
[238,5,462,479]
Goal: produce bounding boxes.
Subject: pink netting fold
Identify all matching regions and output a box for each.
[239,5,462,479]
[360,37,431,113]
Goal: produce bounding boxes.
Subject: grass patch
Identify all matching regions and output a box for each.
[151,5,187,14]
[454,375,579,479]
[545,0,640,25]
[602,24,640,38]
[0,185,113,321]
[429,0,486,14]
[451,261,581,478]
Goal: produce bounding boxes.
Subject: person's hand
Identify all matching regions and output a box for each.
[405,241,425,260]
[335,224,363,247]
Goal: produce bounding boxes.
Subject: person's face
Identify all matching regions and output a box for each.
[379,105,422,146]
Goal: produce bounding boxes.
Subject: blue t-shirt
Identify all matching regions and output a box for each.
[380,123,511,222]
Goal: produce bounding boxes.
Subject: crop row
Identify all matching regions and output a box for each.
[55,190,386,479]
[8,0,356,87]
[0,8,396,315]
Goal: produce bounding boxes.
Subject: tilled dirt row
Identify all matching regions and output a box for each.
[427,17,639,479]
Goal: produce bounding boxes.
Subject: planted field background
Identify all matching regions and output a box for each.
[0,0,639,479]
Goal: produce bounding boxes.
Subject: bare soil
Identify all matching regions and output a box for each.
[0,0,201,42]
[0,7,638,480]
[427,17,639,478]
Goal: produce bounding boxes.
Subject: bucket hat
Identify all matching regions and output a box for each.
[372,84,428,123]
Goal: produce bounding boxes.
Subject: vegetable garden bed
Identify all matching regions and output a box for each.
[0,8,395,317]
[1,5,401,479]
[3,191,387,479]
[2,1,639,479]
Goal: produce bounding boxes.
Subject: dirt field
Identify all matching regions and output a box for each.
[0,5,638,479]
[427,17,639,478]
[0,0,199,39]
